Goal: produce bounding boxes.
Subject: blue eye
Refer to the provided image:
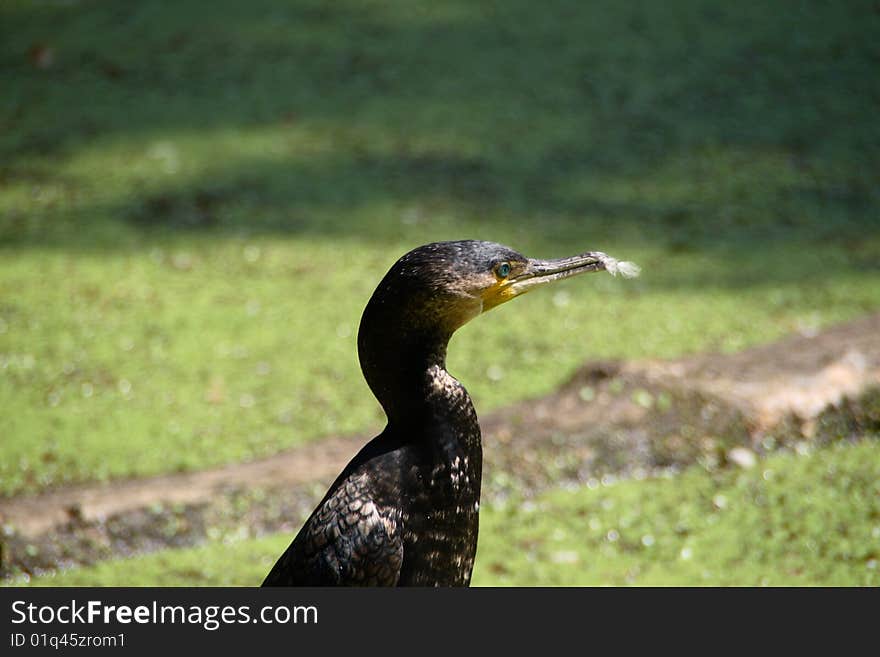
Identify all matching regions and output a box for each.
[497,262,511,278]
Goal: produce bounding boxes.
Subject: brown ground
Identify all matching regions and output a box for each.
[2,313,879,577]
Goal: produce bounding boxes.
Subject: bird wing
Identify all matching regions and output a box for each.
[262,473,404,586]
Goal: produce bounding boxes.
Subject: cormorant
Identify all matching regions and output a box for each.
[262,240,639,586]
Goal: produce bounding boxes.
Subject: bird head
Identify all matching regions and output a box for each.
[366,240,640,337]
[358,240,639,419]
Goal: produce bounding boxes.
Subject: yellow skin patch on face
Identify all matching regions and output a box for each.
[480,281,519,311]
[477,260,535,312]
[441,259,542,327]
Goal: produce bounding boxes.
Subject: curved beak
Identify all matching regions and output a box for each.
[483,250,640,311]
[520,252,611,284]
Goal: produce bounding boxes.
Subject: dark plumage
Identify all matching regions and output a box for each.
[262,240,635,586]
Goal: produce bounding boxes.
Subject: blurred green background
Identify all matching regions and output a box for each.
[2,0,879,585]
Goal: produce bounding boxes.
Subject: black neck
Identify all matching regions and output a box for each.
[357,265,485,433]
[358,316,454,426]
